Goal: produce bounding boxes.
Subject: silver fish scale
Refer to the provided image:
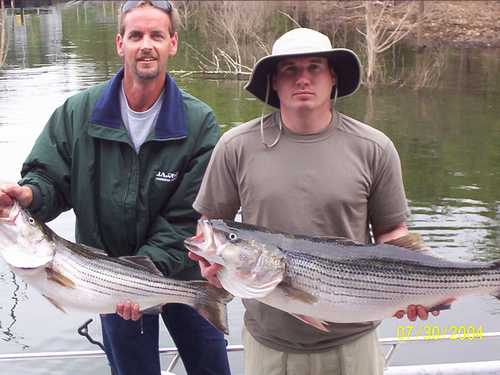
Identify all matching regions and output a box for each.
[282,250,500,304]
[53,242,201,299]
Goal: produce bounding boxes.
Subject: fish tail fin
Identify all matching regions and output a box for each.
[491,259,500,300]
[492,260,500,300]
[193,283,233,335]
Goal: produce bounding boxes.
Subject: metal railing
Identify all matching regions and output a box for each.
[1,331,499,374]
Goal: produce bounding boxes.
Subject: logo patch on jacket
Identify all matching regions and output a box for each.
[155,170,178,182]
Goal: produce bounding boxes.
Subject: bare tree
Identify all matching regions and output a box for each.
[416,0,424,50]
[358,0,417,89]
[174,0,197,30]
[0,0,7,67]
[193,1,277,75]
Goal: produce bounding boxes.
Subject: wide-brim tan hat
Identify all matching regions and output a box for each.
[245,28,362,109]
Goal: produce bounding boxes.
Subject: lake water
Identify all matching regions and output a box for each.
[1,3,500,375]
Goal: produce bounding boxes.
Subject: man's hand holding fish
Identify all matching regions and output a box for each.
[0,184,33,217]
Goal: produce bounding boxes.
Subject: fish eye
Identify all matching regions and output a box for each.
[28,217,35,225]
[228,232,238,242]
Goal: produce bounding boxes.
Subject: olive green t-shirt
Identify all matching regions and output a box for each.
[193,111,409,353]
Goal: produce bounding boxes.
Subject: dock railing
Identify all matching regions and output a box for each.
[1,329,499,375]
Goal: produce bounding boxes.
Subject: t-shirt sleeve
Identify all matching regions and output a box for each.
[368,140,409,234]
[193,135,241,219]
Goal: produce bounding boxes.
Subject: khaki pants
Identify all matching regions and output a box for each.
[243,326,384,375]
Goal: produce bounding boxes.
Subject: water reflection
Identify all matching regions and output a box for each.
[0,271,29,349]
[410,198,496,260]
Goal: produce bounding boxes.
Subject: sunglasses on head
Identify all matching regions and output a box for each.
[121,0,172,14]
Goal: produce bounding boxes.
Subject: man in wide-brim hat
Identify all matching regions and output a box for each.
[191,27,435,375]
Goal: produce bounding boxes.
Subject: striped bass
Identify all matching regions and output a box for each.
[0,203,233,334]
[185,219,500,330]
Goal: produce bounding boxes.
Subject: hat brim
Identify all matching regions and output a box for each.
[244,49,362,109]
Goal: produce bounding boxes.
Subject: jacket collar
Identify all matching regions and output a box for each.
[90,68,187,140]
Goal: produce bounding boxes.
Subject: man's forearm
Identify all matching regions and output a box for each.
[375,222,409,244]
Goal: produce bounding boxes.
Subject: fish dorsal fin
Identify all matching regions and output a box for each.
[45,268,75,289]
[386,233,431,253]
[61,239,108,257]
[118,256,163,276]
[218,268,281,298]
[80,243,107,256]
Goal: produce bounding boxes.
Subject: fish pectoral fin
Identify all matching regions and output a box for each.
[428,303,452,312]
[118,256,163,276]
[42,294,67,313]
[279,284,318,304]
[428,297,456,312]
[290,313,330,332]
[140,304,164,314]
[386,233,433,253]
[45,268,75,288]
[218,268,278,298]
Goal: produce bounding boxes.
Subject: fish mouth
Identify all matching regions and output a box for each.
[184,220,224,263]
[0,204,20,247]
[184,231,205,253]
[184,220,214,254]
[0,203,20,225]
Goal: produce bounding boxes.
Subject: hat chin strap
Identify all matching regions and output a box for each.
[260,74,282,148]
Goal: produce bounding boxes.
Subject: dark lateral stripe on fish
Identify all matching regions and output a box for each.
[55,261,202,296]
[324,291,394,301]
[293,279,477,296]
[57,253,202,294]
[291,269,499,292]
[57,263,203,295]
[73,282,200,300]
[294,280,489,301]
[62,272,201,297]
[60,253,168,285]
[286,250,497,272]
[289,255,499,278]
[288,258,500,285]
[58,249,157,279]
[289,265,499,287]
[55,269,202,298]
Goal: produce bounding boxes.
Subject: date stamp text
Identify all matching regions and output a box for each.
[396,324,484,341]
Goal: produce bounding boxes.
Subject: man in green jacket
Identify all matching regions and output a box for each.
[0,1,230,375]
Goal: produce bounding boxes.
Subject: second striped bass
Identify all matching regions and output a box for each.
[185,220,500,330]
[0,203,233,334]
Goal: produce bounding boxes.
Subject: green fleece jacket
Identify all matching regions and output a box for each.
[20,69,219,278]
